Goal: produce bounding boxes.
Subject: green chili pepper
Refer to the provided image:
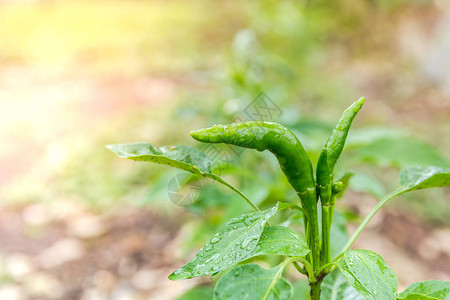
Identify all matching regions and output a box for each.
[190,121,315,202]
[316,97,365,267]
[316,97,365,204]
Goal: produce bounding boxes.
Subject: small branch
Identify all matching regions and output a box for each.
[316,261,338,276]
[293,257,316,283]
[213,177,261,212]
[340,189,403,254]
[292,261,307,275]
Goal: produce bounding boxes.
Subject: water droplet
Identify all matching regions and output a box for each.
[210,236,221,244]
[240,237,257,249]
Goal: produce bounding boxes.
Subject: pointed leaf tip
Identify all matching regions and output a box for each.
[169,269,192,281]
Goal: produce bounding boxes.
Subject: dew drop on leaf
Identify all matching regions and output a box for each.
[210,237,221,244]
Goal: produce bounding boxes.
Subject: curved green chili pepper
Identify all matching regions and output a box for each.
[190,121,315,201]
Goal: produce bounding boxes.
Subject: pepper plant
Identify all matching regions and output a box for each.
[107,98,450,300]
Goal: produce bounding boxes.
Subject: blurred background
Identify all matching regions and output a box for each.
[0,0,449,299]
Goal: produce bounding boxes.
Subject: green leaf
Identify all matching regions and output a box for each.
[245,226,309,258]
[107,143,213,174]
[398,295,438,300]
[169,204,279,280]
[321,270,364,300]
[107,142,260,211]
[176,285,214,300]
[337,250,398,300]
[292,280,310,299]
[358,138,449,168]
[398,280,450,300]
[349,171,386,200]
[214,263,293,300]
[399,166,450,192]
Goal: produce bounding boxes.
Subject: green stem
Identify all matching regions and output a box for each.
[292,261,307,275]
[308,204,320,271]
[212,176,261,212]
[263,258,297,300]
[303,213,313,264]
[321,204,331,266]
[316,261,338,276]
[212,176,275,227]
[321,192,337,272]
[310,278,323,300]
[329,193,336,226]
[340,189,403,254]
[298,189,319,269]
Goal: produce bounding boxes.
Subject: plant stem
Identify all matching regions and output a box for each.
[321,204,331,267]
[309,278,323,300]
[340,189,403,254]
[309,204,320,270]
[292,261,307,275]
[303,213,313,264]
[212,176,261,212]
[316,261,338,276]
[298,189,320,270]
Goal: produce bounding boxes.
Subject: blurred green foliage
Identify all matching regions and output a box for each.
[0,1,447,298]
[0,0,447,262]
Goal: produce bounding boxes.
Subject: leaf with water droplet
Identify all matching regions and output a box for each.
[106,143,212,174]
[399,166,450,193]
[169,203,279,280]
[244,226,309,259]
[336,249,397,300]
[214,263,293,300]
[398,280,450,300]
[106,142,259,210]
